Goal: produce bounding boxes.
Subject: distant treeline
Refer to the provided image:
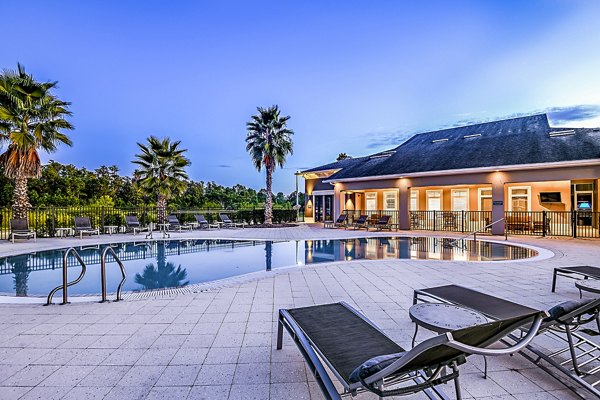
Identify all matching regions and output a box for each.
[0,161,304,209]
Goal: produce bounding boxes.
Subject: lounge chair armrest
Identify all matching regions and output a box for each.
[447,313,546,356]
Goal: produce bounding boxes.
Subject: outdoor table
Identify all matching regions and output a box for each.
[55,227,74,238]
[409,303,489,377]
[157,223,171,238]
[104,225,119,235]
[575,279,600,298]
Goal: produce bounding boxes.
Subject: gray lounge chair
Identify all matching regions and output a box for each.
[219,214,244,228]
[125,215,151,235]
[349,214,368,230]
[195,214,219,230]
[414,284,600,398]
[324,214,347,229]
[552,265,600,292]
[9,218,36,243]
[167,214,193,231]
[367,215,392,231]
[74,217,100,239]
[277,301,544,400]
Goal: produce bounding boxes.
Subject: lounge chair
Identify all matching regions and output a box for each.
[324,214,347,229]
[277,301,544,400]
[349,214,368,230]
[414,284,600,398]
[74,217,100,239]
[167,214,193,231]
[552,265,600,292]
[9,218,36,243]
[125,215,151,235]
[367,215,392,231]
[219,214,245,228]
[195,214,219,230]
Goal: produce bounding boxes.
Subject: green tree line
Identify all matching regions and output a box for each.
[0,160,304,209]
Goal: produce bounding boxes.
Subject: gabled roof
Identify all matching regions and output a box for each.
[305,114,600,182]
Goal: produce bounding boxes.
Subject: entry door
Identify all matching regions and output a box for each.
[324,195,333,221]
[314,196,323,222]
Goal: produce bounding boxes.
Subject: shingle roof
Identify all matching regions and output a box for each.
[307,114,600,181]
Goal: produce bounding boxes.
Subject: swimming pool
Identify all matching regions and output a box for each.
[0,237,537,297]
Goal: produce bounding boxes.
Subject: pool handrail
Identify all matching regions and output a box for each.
[45,247,87,305]
[100,246,127,302]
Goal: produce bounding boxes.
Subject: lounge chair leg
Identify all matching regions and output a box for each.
[412,324,419,347]
[483,356,488,379]
[551,270,557,292]
[276,316,284,350]
[565,325,581,376]
[452,363,462,400]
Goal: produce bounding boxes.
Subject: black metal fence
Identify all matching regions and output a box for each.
[341,209,600,238]
[0,206,301,240]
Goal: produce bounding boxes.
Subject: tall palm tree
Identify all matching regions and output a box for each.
[0,64,73,219]
[132,136,190,223]
[245,105,294,225]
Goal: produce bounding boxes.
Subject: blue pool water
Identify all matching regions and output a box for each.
[0,237,536,296]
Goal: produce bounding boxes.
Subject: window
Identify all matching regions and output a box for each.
[452,189,469,211]
[426,190,442,211]
[384,191,397,211]
[365,192,377,211]
[508,187,530,211]
[410,190,419,211]
[478,188,492,212]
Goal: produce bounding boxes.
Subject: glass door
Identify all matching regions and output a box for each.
[324,195,333,221]
[315,196,323,222]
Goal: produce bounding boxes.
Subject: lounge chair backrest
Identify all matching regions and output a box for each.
[10,218,29,232]
[336,214,346,223]
[195,215,208,224]
[125,215,140,227]
[377,215,391,224]
[355,215,367,224]
[220,214,232,223]
[366,311,545,382]
[74,217,92,229]
[167,214,180,224]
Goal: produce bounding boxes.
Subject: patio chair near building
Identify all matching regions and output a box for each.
[367,215,392,231]
[9,218,36,243]
[167,214,193,231]
[349,214,368,230]
[125,215,151,235]
[552,265,600,292]
[195,214,219,230]
[414,284,600,398]
[74,217,100,239]
[277,301,544,400]
[219,213,245,228]
[324,214,347,229]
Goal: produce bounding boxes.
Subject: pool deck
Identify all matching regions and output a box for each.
[0,224,598,399]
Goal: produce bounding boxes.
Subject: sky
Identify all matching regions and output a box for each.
[2,0,600,193]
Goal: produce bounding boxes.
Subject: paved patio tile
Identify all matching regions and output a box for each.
[204,346,240,364]
[1,365,59,386]
[38,365,95,386]
[77,365,131,386]
[62,386,111,400]
[270,382,311,400]
[19,386,70,400]
[228,383,270,400]
[103,385,151,400]
[0,386,31,400]
[146,386,192,399]
[233,362,270,384]
[116,365,166,386]
[187,385,230,399]
[195,363,236,386]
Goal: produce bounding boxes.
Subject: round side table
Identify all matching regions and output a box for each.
[575,279,600,298]
[409,303,489,378]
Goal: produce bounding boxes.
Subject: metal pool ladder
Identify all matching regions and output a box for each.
[45,246,127,305]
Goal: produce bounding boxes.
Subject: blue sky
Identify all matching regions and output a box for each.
[2,0,600,192]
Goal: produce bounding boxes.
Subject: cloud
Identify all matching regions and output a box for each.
[217,164,232,168]
[365,130,414,149]
[546,105,600,125]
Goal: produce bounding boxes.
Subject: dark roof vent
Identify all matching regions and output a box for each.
[431,138,449,143]
[549,130,575,137]
[463,134,481,139]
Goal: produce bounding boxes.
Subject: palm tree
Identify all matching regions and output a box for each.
[0,64,73,219]
[245,105,294,225]
[132,136,190,223]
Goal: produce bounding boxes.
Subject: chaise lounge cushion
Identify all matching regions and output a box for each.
[544,299,592,323]
[348,352,406,383]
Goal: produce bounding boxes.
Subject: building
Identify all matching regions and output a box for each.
[299,114,600,236]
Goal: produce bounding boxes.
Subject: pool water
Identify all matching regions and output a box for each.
[0,237,537,297]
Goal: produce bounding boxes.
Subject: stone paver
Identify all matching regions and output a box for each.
[0,225,599,398]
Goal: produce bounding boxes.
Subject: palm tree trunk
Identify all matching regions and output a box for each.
[157,195,167,224]
[265,167,273,225]
[12,176,31,220]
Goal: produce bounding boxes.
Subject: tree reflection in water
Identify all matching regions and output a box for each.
[134,243,189,290]
[10,254,30,297]
[265,241,272,271]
